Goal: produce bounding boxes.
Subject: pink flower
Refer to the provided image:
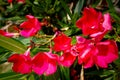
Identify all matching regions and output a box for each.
[44,52,58,75]
[75,36,94,68]
[32,53,48,75]
[75,36,118,68]
[32,51,58,75]
[8,48,32,74]
[76,7,112,41]
[94,40,118,68]
[0,30,19,37]
[20,15,41,37]
[58,50,76,67]
[53,33,72,51]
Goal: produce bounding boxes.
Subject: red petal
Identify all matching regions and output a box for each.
[59,51,76,67]
[95,40,118,68]
[32,53,48,75]
[19,15,41,37]
[53,33,71,51]
[102,13,112,30]
[44,52,58,75]
[8,54,32,74]
[45,59,57,75]
[76,7,104,36]
[20,28,38,37]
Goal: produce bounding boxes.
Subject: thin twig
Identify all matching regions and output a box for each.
[80,65,84,80]
[35,32,58,46]
[1,21,13,31]
[41,33,57,45]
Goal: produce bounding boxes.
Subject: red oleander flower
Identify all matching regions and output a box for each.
[44,52,58,75]
[94,40,118,68]
[32,53,48,75]
[76,7,112,42]
[75,36,95,68]
[8,48,32,74]
[32,51,58,75]
[7,0,13,3]
[0,30,19,37]
[20,15,41,37]
[75,36,118,68]
[58,50,76,67]
[53,33,72,51]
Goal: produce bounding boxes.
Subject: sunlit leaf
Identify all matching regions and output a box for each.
[0,35,27,53]
[74,0,84,15]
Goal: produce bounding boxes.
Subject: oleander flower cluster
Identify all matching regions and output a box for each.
[8,47,58,75]
[4,7,118,76]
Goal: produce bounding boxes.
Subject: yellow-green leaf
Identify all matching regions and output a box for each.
[0,35,26,53]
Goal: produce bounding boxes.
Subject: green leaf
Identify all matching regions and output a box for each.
[74,0,84,15]
[0,72,27,80]
[0,52,10,61]
[0,0,7,5]
[72,0,84,23]
[28,74,35,80]
[106,0,115,12]
[110,13,120,23]
[59,66,70,80]
[60,0,72,19]
[0,35,27,53]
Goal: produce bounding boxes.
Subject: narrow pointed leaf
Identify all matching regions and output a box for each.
[74,0,84,15]
[106,0,115,12]
[0,35,26,53]
[60,0,72,19]
[0,72,27,80]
